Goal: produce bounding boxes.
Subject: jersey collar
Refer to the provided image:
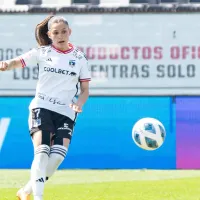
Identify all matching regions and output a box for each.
[51,43,74,54]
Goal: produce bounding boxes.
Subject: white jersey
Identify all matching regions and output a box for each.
[19,44,91,121]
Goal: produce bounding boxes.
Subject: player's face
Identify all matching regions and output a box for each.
[48,22,71,50]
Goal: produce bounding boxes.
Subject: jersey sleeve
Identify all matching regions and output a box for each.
[79,57,91,82]
[19,48,38,68]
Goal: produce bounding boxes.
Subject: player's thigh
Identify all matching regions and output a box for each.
[52,114,75,148]
[29,108,55,147]
[32,131,54,149]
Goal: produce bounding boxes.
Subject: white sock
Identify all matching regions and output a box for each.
[46,145,68,179]
[23,145,67,194]
[31,145,50,198]
[34,196,43,200]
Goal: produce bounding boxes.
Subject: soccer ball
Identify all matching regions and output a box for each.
[132,118,166,151]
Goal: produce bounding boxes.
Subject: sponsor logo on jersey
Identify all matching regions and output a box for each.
[44,67,77,76]
[37,93,66,105]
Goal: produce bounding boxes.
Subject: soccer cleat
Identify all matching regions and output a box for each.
[16,188,31,200]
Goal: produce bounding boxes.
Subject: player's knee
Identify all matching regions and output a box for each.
[45,145,67,178]
[53,131,71,149]
[34,144,50,170]
[50,132,70,161]
[50,145,68,160]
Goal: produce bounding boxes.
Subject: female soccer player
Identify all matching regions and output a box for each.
[0,15,91,200]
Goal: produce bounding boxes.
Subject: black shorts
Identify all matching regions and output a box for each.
[29,108,75,140]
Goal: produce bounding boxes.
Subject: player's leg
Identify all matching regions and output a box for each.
[46,114,75,180]
[17,133,54,200]
[17,133,68,198]
[17,113,75,199]
[45,137,70,179]
[31,130,50,200]
[17,108,53,200]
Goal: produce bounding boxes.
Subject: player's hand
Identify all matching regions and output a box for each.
[69,103,82,113]
[0,62,8,71]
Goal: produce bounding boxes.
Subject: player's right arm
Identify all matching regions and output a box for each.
[0,48,38,71]
[0,58,23,71]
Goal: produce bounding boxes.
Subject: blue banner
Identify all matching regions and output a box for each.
[0,97,176,169]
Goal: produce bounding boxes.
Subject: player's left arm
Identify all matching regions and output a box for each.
[70,54,91,113]
[70,81,89,113]
[77,81,89,110]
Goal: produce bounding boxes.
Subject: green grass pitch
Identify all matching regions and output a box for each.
[1,170,200,200]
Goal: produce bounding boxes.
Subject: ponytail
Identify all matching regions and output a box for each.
[35,15,54,46]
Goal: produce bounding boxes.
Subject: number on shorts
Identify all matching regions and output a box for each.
[34,108,41,119]
[31,108,41,128]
